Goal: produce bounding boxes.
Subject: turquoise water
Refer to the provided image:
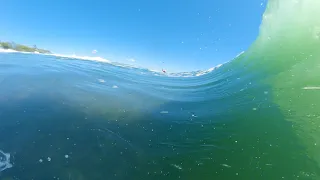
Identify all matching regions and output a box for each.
[1,0,320,179]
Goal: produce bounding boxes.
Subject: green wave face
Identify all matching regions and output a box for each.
[248,0,320,176]
[0,0,320,180]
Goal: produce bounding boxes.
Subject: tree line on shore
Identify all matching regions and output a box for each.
[0,41,51,54]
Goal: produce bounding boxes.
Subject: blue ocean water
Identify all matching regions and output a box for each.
[1,0,320,179]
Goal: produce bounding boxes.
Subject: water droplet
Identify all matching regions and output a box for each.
[0,150,14,172]
[171,164,183,170]
[98,79,105,83]
[221,164,231,168]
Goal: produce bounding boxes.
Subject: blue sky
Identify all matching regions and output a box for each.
[1,0,267,72]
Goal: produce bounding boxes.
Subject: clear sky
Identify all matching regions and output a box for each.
[1,0,267,72]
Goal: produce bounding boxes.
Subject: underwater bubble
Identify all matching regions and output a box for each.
[0,150,13,172]
[313,26,320,39]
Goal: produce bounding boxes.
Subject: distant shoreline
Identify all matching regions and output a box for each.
[0,41,51,54]
[0,48,46,54]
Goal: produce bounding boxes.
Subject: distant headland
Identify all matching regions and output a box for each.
[0,41,51,54]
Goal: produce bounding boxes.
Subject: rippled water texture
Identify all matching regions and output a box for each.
[1,0,320,179]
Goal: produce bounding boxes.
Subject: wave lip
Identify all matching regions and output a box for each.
[47,53,111,63]
[166,63,225,78]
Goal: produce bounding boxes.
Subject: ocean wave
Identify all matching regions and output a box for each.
[0,48,110,63]
[0,48,228,78]
[46,53,111,63]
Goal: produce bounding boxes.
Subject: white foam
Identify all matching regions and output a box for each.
[194,63,224,77]
[235,51,245,58]
[302,87,320,90]
[48,53,110,63]
[149,69,162,73]
[0,150,13,172]
[0,48,40,54]
[0,48,18,53]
